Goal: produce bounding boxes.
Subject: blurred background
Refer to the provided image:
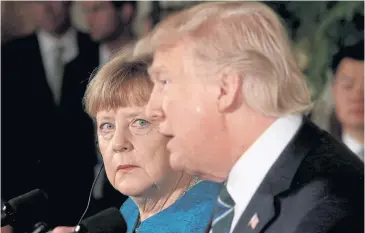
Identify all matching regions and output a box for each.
[1,1,364,231]
[1,1,364,98]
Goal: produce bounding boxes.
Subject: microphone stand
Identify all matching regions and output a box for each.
[31,222,50,233]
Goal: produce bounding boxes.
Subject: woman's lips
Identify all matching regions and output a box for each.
[117,165,138,172]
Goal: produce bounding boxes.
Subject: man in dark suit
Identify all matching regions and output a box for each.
[329,40,364,161]
[1,1,99,227]
[143,2,364,233]
[82,1,137,65]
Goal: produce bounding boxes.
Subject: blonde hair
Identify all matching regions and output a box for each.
[84,48,153,118]
[145,2,312,117]
[133,2,225,57]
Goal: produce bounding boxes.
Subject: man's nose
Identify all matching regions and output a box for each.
[85,13,94,26]
[145,89,165,121]
[350,82,364,101]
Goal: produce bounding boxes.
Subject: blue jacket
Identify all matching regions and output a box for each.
[120,181,221,233]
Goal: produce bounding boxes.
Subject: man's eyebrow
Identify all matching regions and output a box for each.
[147,66,156,80]
[148,66,168,80]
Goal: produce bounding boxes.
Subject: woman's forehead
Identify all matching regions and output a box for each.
[96,106,147,119]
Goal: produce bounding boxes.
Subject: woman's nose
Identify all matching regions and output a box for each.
[113,144,132,153]
[112,131,133,153]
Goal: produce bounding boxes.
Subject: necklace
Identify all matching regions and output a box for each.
[179,176,201,198]
[134,176,201,232]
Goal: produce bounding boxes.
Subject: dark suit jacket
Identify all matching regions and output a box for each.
[1,31,100,227]
[232,118,364,233]
[328,111,343,141]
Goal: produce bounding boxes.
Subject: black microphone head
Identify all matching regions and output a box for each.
[77,208,126,233]
[8,189,49,228]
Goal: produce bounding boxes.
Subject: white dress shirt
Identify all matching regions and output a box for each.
[99,44,112,66]
[342,134,364,161]
[227,114,303,233]
[37,29,78,104]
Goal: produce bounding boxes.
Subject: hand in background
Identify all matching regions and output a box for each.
[1,226,13,233]
[52,226,75,233]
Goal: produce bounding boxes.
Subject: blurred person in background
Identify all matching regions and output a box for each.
[82,1,137,65]
[142,2,161,37]
[81,0,138,214]
[52,51,221,233]
[1,1,99,228]
[330,40,364,161]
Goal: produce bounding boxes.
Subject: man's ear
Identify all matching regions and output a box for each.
[120,3,134,24]
[216,71,242,113]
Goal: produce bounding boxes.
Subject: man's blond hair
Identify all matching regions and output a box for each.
[140,2,312,117]
[133,2,226,56]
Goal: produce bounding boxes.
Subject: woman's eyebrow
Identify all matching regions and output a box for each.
[96,115,114,122]
[124,109,145,118]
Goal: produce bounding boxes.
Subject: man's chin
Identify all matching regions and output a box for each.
[198,173,226,183]
[170,160,225,182]
[169,153,185,172]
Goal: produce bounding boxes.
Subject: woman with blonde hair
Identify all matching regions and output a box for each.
[52,49,220,233]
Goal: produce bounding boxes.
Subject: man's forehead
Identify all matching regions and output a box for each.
[338,58,364,69]
[150,45,185,73]
[337,58,364,76]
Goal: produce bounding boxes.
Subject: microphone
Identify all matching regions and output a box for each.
[31,222,49,233]
[73,207,127,233]
[1,189,48,228]
[31,164,109,233]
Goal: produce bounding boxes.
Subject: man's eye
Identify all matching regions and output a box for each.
[157,79,169,86]
[339,76,354,89]
[131,119,151,129]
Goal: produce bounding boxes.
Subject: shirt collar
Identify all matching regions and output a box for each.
[99,44,112,65]
[37,28,78,63]
[227,114,303,205]
[342,133,364,160]
[38,28,76,49]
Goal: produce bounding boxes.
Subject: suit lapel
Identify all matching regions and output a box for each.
[32,35,57,105]
[329,111,342,141]
[233,193,275,233]
[232,118,321,233]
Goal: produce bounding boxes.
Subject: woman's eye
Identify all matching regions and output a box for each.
[131,119,151,129]
[99,123,114,132]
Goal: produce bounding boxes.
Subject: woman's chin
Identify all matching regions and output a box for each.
[115,180,150,197]
[117,188,143,197]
